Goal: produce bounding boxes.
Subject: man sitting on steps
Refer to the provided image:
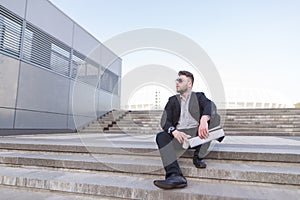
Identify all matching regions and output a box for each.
[153,70,222,189]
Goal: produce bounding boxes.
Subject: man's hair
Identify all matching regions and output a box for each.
[178,70,194,85]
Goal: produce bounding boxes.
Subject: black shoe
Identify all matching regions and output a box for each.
[153,174,187,189]
[193,157,207,168]
[217,136,225,142]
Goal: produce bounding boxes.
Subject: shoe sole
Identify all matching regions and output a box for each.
[154,182,187,190]
[194,165,206,168]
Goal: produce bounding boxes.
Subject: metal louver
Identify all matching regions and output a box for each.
[0,5,22,57]
[0,4,120,95]
[24,23,71,76]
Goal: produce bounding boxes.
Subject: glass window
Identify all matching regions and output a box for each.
[100,69,119,95]
[71,51,85,79]
[50,43,70,76]
[74,53,100,86]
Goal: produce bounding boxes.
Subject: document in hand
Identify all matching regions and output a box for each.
[188,126,225,148]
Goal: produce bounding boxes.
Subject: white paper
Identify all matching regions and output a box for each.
[188,126,225,148]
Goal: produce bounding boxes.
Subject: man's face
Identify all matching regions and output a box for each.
[175,75,192,94]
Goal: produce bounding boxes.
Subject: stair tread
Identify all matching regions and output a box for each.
[0,185,116,200]
[1,135,299,155]
[0,165,298,199]
[0,151,299,175]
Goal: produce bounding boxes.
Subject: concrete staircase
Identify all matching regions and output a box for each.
[82,108,300,136]
[0,109,299,199]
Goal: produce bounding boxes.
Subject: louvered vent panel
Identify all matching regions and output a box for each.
[0,5,22,57]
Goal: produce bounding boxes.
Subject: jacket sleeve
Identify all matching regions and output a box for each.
[160,97,175,132]
[197,92,217,117]
[197,92,220,128]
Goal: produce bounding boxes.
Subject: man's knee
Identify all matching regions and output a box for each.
[156,131,171,148]
[156,131,167,144]
[197,141,211,158]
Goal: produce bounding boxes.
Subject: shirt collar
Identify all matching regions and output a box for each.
[180,92,192,101]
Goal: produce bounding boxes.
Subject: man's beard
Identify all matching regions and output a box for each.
[177,87,188,94]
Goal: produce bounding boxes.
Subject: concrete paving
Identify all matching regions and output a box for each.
[0,113,299,199]
[0,185,120,200]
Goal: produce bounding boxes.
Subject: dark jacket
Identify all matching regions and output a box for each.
[160,92,219,132]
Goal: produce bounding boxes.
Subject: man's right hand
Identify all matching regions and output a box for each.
[172,130,189,144]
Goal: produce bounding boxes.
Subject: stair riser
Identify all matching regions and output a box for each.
[104,127,300,132]
[0,157,298,185]
[0,143,298,163]
[0,176,167,200]
[99,130,300,137]
[0,175,248,200]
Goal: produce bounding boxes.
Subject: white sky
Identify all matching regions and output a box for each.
[49,0,300,106]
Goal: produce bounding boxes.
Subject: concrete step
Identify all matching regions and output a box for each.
[105,127,161,131]
[129,109,300,114]
[115,119,300,123]
[101,130,161,134]
[221,108,300,113]
[103,124,297,129]
[0,134,299,162]
[222,131,300,137]
[84,128,300,136]
[100,129,300,136]
[222,127,300,132]
[0,151,299,185]
[118,119,161,123]
[224,122,300,127]
[105,126,300,132]
[82,109,300,138]
[0,185,118,200]
[0,165,298,200]
[224,118,300,122]
[225,118,300,122]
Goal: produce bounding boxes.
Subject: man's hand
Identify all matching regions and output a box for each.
[198,115,210,139]
[172,130,189,144]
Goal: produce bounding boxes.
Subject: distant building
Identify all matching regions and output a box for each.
[224,88,294,109]
[123,87,294,110]
[0,0,121,133]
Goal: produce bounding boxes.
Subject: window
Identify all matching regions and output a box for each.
[73,51,100,86]
[71,51,86,79]
[0,6,22,57]
[100,69,119,94]
[24,23,71,76]
[50,43,70,76]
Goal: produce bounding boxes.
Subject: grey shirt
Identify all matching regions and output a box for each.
[176,93,199,130]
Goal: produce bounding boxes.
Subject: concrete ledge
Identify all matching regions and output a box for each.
[0,152,299,185]
[0,166,299,200]
[0,135,299,162]
[0,185,118,200]
[0,129,75,136]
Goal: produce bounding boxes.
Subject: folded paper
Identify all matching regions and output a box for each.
[188,126,225,148]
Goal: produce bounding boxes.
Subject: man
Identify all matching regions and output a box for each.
[153,70,221,189]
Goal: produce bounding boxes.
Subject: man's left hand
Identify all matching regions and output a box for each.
[198,115,210,139]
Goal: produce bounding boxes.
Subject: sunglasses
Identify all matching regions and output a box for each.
[175,78,184,83]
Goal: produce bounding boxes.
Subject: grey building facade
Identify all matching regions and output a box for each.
[0,0,121,134]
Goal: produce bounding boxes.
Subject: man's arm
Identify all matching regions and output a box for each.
[160,97,175,133]
[198,115,210,139]
[160,97,189,143]
[197,92,217,139]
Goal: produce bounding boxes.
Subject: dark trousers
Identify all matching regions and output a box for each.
[156,127,211,178]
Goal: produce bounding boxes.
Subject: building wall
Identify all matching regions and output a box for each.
[0,1,121,131]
